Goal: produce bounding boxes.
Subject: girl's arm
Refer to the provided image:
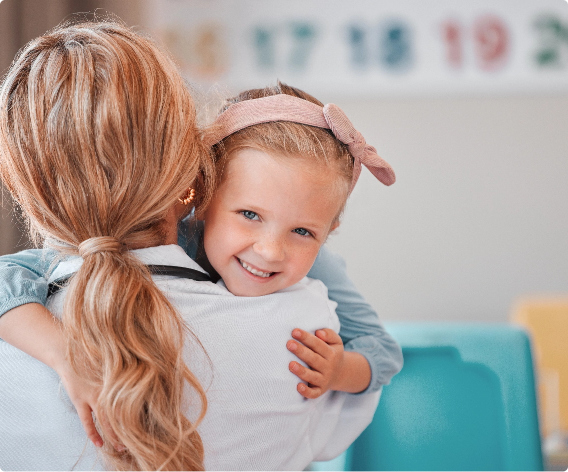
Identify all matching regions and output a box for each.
[0,248,106,447]
[0,249,55,316]
[0,249,60,366]
[305,245,403,393]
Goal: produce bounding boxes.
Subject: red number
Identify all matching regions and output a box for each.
[442,20,463,68]
[474,16,509,70]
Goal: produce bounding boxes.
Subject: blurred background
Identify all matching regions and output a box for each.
[0,0,567,469]
[1,0,566,325]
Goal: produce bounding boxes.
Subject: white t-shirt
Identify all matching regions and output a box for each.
[0,244,379,471]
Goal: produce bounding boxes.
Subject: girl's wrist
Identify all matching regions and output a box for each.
[331,351,371,393]
[46,338,69,375]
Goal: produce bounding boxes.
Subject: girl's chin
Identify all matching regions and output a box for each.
[224,273,283,297]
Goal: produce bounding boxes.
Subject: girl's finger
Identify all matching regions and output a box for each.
[297,382,323,399]
[287,340,326,372]
[291,329,332,357]
[315,328,342,346]
[289,361,324,386]
[96,409,125,452]
[77,404,103,448]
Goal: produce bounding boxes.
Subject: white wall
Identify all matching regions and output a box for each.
[324,93,568,322]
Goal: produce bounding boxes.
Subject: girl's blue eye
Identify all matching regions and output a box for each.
[293,228,310,237]
[241,210,259,220]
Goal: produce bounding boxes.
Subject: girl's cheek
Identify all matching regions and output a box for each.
[293,244,320,268]
[233,225,256,247]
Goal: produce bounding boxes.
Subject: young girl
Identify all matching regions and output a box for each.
[199,82,398,399]
[0,22,401,471]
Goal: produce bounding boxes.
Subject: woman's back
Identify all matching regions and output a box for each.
[0,244,378,470]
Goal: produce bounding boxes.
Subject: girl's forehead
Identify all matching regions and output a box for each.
[220,147,348,222]
[224,147,341,183]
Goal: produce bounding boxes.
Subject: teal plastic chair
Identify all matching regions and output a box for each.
[343,323,543,471]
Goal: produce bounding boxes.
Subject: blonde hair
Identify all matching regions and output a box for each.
[0,21,214,470]
[208,82,354,220]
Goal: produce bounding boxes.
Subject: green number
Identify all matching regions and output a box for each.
[534,15,568,68]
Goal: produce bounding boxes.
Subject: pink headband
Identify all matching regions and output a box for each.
[206,94,395,192]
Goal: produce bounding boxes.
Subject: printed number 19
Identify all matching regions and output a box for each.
[441,16,509,70]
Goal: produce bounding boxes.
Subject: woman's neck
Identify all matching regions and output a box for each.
[163,206,180,245]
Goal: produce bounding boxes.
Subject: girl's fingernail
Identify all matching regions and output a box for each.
[95,440,103,448]
[316,330,325,338]
[292,329,301,338]
[288,341,297,351]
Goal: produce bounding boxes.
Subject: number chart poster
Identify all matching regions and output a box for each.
[145,0,568,97]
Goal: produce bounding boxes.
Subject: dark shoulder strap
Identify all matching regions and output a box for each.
[146,265,211,282]
[47,264,211,297]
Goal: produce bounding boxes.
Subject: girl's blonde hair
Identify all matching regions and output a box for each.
[209,82,354,220]
[0,21,214,470]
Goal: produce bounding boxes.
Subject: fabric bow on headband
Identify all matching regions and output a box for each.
[206,94,396,192]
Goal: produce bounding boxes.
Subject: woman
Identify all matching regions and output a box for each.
[0,21,212,471]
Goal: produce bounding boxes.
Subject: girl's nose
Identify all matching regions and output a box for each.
[253,236,285,262]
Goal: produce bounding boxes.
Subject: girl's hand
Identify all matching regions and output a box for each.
[56,362,105,448]
[286,328,345,399]
[57,362,123,452]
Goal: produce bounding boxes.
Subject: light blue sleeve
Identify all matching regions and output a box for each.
[0,249,57,317]
[307,245,403,393]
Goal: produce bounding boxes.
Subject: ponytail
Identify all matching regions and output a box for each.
[65,242,206,470]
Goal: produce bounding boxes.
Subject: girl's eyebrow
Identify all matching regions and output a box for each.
[234,203,267,214]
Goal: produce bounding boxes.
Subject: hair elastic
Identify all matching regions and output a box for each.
[206,94,396,192]
[78,236,123,258]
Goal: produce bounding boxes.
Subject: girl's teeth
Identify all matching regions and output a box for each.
[240,260,271,278]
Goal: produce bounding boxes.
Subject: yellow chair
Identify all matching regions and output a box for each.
[512,298,568,444]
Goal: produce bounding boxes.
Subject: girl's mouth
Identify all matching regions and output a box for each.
[237,258,275,278]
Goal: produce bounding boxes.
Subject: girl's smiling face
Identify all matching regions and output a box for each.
[203,147,346,297]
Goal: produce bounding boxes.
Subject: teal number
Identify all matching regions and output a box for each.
[289,22,317,71]
[348,24,368,67]
[253,27,275,69]
[379,21,413,71]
